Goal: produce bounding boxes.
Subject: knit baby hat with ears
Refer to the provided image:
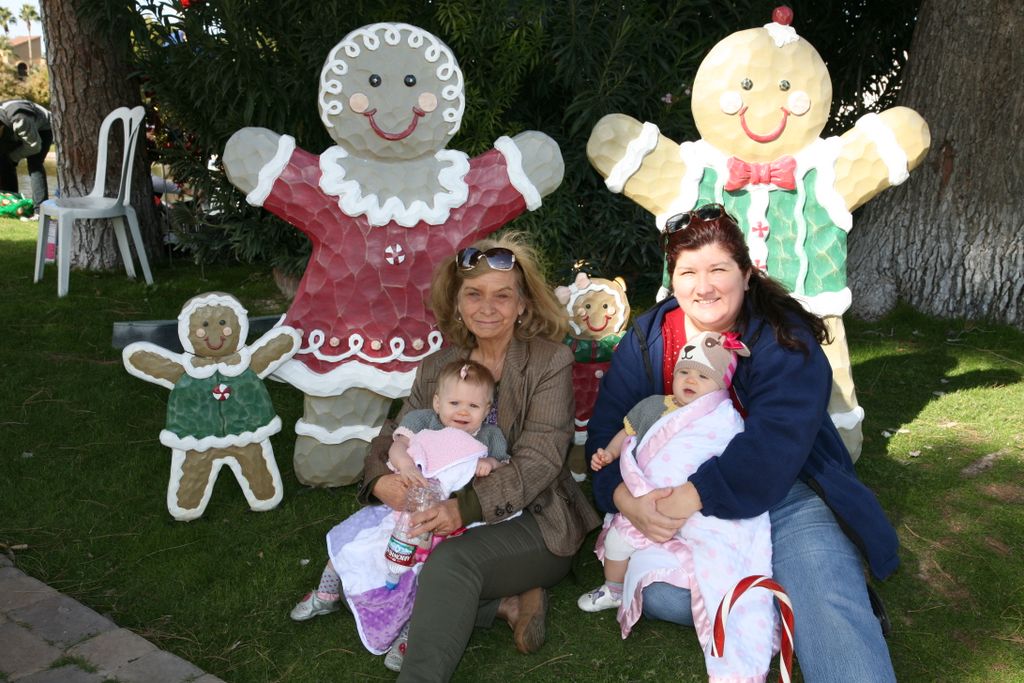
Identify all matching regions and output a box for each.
[675,331,751,390]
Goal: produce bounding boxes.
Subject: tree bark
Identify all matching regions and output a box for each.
[848,0,1024,328]
[39,0,160,271]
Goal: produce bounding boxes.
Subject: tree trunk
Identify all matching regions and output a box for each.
[39,0,160,271]
[848,0,1024,328]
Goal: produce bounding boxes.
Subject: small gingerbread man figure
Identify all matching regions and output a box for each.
[221,22,564,486]
[587,7,930,459]
[123,293,301,521]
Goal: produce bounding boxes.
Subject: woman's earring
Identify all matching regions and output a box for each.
[516,316,523,326]
[456,313,463,323]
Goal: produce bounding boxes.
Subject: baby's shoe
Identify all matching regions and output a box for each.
[577,585,622,612]
[384,623,410,672]
[289,591,341,621]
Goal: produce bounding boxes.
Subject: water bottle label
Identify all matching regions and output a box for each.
[384,536,416,567]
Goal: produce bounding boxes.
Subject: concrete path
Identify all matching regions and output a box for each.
[0,553,225,683]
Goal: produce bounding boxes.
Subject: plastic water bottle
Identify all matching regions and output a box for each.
[384,482,442,590]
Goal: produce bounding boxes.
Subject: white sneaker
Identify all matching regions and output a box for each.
[577,585,622,612]
[384,623,409,672]
[289,591,341,621]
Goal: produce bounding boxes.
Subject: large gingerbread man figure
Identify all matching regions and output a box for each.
[222,23,564,485]
[587,7,929,459]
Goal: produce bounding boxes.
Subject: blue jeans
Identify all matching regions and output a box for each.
[642,480,896,682]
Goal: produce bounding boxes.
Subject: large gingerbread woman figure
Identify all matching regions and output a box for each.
[122,293,301,521]
[587,7,929,459]
[222,23,564,485]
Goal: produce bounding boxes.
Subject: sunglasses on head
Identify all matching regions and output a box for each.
[456,247,517,271]
[663,204,726,236]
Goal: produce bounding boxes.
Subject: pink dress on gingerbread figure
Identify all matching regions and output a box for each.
[222,23,564,486]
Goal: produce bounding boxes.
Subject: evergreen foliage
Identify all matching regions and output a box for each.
[100,0,918,297]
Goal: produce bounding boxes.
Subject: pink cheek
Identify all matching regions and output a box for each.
[222,327,232,337]
[418,92,438,112]
[195,328,207,339]
[349,93,370,113]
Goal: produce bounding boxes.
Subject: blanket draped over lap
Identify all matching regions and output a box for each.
[327,427,486,654]
[596,391,779,682]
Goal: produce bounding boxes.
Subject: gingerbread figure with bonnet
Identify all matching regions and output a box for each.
[122,293,300,521]
[587,6,930,459]
[554,272,630,479]
[222,23,564,486]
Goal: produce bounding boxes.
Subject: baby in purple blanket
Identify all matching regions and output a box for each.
[288,360,507,672]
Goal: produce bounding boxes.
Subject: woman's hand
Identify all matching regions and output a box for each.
[656,481,703,520]
[372,473,410,510]
[613,482,686,543]
[409,499,463,538]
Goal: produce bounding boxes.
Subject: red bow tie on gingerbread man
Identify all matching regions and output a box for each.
[724,155,797,191]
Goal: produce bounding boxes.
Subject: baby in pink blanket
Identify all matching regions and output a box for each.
[387,360,507,485]
[582,331,779,683]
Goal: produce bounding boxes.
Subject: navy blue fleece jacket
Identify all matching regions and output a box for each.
[585,297,899,579]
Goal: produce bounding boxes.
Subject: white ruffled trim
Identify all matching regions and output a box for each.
[318,146,470,227]
[605,121,660,193]
[160,416,282,452]
[854,113,910,186]
[294,419,380,445]
[494,135,542,210]
[271,358,420,398]
[792,288,852,316]
[247,135,296,207]
[180,347,254,379]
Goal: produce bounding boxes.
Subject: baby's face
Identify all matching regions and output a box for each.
[672,367,719,406]
[433,380,491,434]
[187,305,241,358]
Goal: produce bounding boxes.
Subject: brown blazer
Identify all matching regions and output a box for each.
[360,336,601,557]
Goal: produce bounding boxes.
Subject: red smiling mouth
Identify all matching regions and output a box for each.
[364,107,426,141]
[738,106,790,143]
[585,315,612,332]
[205,336,225,351]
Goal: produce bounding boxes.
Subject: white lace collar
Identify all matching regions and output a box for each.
[319,146,470,227]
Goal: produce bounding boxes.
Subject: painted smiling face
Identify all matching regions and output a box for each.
[187,305,241,358]
[557,273,631,342]
[177,293,250,360]
[317,23,466,161]
[691,19,831,163]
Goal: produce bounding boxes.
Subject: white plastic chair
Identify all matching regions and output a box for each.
[33,105,153,297]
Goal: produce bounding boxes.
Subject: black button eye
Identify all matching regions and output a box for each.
[369,74,382,87]
[779,80,791,91]
[404,74,416,87]
[219,320,226,326]
[741,78,753,91]
[202,321,209,327]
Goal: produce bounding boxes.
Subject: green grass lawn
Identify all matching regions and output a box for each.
[2,219,1022,682]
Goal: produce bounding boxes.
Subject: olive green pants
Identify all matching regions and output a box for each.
[397,511,573,682]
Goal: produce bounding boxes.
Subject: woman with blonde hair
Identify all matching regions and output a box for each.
[360,232,600,679]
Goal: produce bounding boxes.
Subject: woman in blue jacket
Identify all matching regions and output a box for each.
[586,205,898,681]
